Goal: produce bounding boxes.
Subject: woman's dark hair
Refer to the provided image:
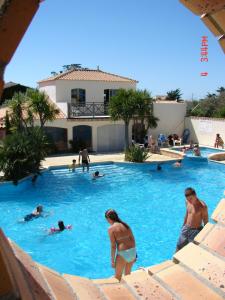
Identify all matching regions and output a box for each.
[58,220,65,231]
[185,187,196,196]
[95,171,99,176]
[105,209,129,229]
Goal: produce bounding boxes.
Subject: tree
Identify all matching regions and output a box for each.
[109,89,158,149]
[132,90,158,140]
[26,89,60,128]
[0,127,49,184]
[166,89,182,101]
[216,87,225,94]
[0,89,58,183]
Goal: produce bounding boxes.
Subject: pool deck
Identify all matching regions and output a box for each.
[42,152,176,168]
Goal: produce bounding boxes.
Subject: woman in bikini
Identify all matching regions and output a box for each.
[105,209,136,281]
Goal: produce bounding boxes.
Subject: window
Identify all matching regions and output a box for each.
[104,89,118,104]
[71,89,86,106]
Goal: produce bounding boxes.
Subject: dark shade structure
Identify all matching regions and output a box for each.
[180,0,225,54]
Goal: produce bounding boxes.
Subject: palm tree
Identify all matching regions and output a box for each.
[166,89,182,101]
[109,89,136,149]
[26,89,60,128]
[109,89,158,149]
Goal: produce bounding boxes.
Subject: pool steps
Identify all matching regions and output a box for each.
[1,198,225,299]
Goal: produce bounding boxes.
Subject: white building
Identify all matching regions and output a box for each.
[38,68,137,152]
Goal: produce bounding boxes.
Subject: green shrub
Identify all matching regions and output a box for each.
[0,127,49,184]
[125,146,149,162]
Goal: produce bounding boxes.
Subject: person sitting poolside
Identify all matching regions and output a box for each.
[49,220,72,234]
[92,171,105,179]
[214,133,224,149]
[193,144,201,156]
[68,159,76,172]
[23,205,43,222]
[173,160,182,167]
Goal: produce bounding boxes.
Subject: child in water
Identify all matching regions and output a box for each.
[49,221,72,234]
[92,171,105,179]
[23,205,43,222]
[69,159,76,172]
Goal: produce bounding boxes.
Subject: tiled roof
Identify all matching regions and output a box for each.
[38,69,138,83]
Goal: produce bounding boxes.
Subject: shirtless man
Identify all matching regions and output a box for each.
[176,187,208,252]
[79,148,90,172]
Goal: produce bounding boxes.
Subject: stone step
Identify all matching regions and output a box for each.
[148,260,174,275]
[123,269,175,299]
[194,223,214,244]
[38,264,76,300]
[211,199,225,224]
[63,274,105,300]
[196,224,225,258]
[154,263,224,300]
[9,240,54,300]
[174,243,225,296]
[93,278,137,300]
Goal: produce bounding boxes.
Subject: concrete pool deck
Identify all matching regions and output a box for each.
[42,152,177,168]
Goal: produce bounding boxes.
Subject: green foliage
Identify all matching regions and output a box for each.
[109,89,158,149]
[0,128,49,184]
[125,146,149,162]
[166,89,182,101]
[186,87,225,118]
[0,89,59,183]
[26,89,60,128]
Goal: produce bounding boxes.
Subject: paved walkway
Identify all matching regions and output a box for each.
[42,152,176,168]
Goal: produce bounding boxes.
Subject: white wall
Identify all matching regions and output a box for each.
[185,117,225,146]
[54,80,136,104]
[41,118,132,152]
[39,82,56,101]
[39,80,136,117]
[147,101,187,138]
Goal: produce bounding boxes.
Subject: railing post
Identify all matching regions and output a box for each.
[92,102,95,118]
[68,103,70,118]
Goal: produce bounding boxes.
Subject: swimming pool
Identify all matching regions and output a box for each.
[172,146,225,158]
[0,160,225,279]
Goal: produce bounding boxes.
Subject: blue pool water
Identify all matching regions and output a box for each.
[0,160,225,278]
[172,146,225,157]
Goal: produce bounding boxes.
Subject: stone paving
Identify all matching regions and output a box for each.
[42,152,176,168]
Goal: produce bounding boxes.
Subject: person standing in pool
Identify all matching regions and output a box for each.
[176,187,208,252]
[79,149,90,172]
[105,209,136,281]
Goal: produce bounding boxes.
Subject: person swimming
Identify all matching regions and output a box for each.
[49,221,72,234]
[23,205,43,222]
[173,160,182,167]
[157,164,162,171]
[92,171,105,179]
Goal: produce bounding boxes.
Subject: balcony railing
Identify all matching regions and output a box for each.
[68,102,109,118]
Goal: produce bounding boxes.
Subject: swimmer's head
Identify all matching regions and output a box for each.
[36,205,43,213]
[178,160,182,163]
[58,220,65,231]
[95,171,99,176]
[157,164,162,171]
[72,159,76,163]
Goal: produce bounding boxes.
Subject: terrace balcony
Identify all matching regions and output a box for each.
[68,102,109,118]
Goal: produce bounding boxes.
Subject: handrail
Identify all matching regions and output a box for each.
[68,102,109,118]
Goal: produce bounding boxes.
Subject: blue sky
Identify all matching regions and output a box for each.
[5,0,225,100]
